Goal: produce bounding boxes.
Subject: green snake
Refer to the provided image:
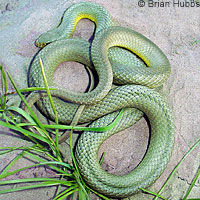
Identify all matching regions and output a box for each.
[28,1,175,198]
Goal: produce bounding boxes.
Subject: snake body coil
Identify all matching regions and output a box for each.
[29,1,175,198]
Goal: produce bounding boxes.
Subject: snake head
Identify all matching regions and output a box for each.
[35,31,54,48]
[35,38,47,48]
[35,28,64,48]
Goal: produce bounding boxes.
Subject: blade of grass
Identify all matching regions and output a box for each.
[153,137,200,200]
[8,106,36,124]
[7,72,46,132]
[69,130,90,199]
[4,110,19,125]
[0,111,16,125]
[0,120,50,145]
[191,39,200,45]
[140,188,167,200]
[78,187,89,200]
[183,166,200,200]
[0,161,72,180]
[99,152,106,165]
[23,151,72,176]
[73,171,90,199]
[0,177,73,185]
[56,188,79,200]
[69,130,81,180]
[20,87,56,93]
[23,154,72,170]
[23,146,58,162]
[53,185,78,200]
[0,181,63,195]
[0,65,7,110]
[0,145,61,177]
[85,186,110,200]
[43,109,124,132]
[1,150,29,175]
[38,58,58,124]
[0,146,48,155]
[187,199,200,200]
[39,58,61,159]
[36,161,72,170]
[187,198,200,200]
[0,147,24,155]
[1,87,56,97]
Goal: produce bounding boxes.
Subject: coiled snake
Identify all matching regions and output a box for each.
[28,1,175,198]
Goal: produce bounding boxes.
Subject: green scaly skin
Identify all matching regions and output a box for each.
[28,1,175,198]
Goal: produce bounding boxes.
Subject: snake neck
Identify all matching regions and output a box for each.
[35,2,113,47]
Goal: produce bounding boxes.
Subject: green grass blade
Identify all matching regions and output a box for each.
[38,58,58,123]
[0,177,73,185]
[7,71,46,132]
[19,87,56,93]
[0,120,50,144]
[7,106,36,124]
[0,147,22,155]
[25,147,57,162]
[39,58,61,159]
[22,154,72,171]
[0,181,61,195]
[78,187,89,200]
[70,130,90,199]
[0,161,71,180]
[0,146,48,155]
[73,171,90,200]
[99,152,106,165]
[57,188,79,200]
[37,161,72,170]
[140,188,167,200]
[3,110,18,125]
[70,130,78,172]
[16,122,39,127]
[43,109,124,132]
[187,199,200,200]
[1,150,29,175]
[191,39,200,45]
[23,151,72,176]
[53,185,78,200]
[0,65,7,110]
[183,166,200,200]
[0,112,15,125]
[86,186,110,200]
[153,137,200,200]
[1,87,56,97]
[69,131,84,183]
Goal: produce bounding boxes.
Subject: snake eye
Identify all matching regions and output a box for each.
[40,43,47,48]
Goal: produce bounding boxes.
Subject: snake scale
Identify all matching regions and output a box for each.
[28,1,175,198]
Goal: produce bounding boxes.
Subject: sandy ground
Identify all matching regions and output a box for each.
[0,0,200,199]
